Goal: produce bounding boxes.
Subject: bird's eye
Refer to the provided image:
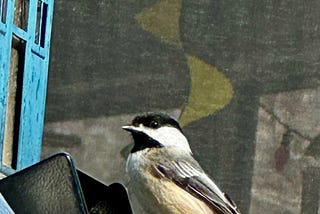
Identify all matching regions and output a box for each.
[150,121,159,128]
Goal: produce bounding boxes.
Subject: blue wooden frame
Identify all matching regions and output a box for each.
[0,0,54,173]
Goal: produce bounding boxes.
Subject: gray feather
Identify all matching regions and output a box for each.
[153,149,241,214]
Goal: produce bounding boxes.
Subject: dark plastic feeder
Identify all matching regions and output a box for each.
[0,153,132,214]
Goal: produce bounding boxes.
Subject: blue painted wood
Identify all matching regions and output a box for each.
[16,0,55,170]
[0,0,54,171]
[0,0,14,168]
[0,193,15,214]
[0,165,15,175]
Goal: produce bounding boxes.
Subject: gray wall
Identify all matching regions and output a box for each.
[43,1,320,213]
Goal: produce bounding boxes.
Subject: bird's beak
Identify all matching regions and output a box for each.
[122,125,134,132]
[122,125,141,133]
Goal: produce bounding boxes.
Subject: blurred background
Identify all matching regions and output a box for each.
[41,0,320,213]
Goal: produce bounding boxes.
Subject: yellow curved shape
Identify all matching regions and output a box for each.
[180,55,234,126]
[135,0,182,48]
[135,2,233,125]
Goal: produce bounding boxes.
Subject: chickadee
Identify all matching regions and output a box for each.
[123,113,241,214]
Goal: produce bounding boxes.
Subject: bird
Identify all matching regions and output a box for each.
[122,112,241,214]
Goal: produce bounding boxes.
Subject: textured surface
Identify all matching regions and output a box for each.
[77,170,132,214]
[250,88,320,213]
[0,153,87,214]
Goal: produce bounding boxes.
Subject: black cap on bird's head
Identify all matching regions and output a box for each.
[124,112,182,131]
[122,113,189,153]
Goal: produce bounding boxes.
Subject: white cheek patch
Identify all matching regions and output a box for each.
[143,126,192,153]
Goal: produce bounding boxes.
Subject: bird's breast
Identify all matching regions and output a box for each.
[126,153,215,214]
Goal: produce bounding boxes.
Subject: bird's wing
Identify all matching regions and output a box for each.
[154,158,241,214]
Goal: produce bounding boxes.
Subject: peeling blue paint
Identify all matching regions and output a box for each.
[0,0,54,172]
